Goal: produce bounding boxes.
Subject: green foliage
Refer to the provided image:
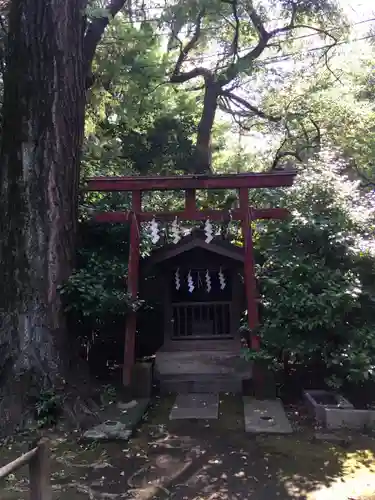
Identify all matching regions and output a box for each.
[60,254,138,319]
[277,0,342,20]
[35,390,62,428]
[100,384,117,406]
[59,223,143,354]
[261,51,375,181]
[83,20,204,177]
[243,150,375,387]
[81,0,351,177]
[77,0,375,388]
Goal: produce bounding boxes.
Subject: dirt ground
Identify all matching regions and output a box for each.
[1,394,375,499]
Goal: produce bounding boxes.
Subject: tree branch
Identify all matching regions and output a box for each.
[246,1,269,40]
[84,0,128,80]
[170,9,212,83]
[218,1,272,85]
[218,99,258,133]
[268,3,297,37]
[219,37,269,85]
[219,89,282,122]
[230,0,240,60]
[271,116,322,170]
[221,0,240,59]
[271,122,302,169]
[310,118,321,147]
[271,150,302,169]
[218,2,340,87]
[170,67,212,83]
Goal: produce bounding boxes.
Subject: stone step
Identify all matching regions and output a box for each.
[159,339,242,352]
[157,374,244,394]
[155,350,252,377]
[169,393,219,420]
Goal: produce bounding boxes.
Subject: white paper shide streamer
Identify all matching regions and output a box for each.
[175,268,181,290]
[218,268,226,290]
[204,218,213,243]
[187,270,195,293]
[171,217,181,244]
[150,217,160,244]
[205,270,211,293]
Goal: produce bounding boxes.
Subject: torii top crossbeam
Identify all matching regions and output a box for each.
[86,170,297,386]
[86,171,296,191]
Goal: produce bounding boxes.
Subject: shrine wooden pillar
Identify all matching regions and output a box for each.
[123,190,141,386]
[239,187,260,351]
[185,188,196,215]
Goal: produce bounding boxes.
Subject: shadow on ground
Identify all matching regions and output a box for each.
[1,394,375,499]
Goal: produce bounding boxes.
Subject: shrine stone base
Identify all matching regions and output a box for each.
[155,341,252,394]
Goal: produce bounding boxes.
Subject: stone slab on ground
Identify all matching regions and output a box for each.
[169,393,219,420]
[83,398,149,441]
[243,398,293,434]
[313,432,352,445]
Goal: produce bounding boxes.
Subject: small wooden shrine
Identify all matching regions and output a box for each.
[86,171,297,390]
[143,230,251,393]
[144,229,245,344]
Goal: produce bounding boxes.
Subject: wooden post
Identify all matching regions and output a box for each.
[185,188,196,215]
[239,188,260,350]
[123,190,141,386]
[29,439,51,500]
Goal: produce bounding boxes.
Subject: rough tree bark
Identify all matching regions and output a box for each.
[194,79,220,172]
[0,0,126,434]
[0,0,87,432]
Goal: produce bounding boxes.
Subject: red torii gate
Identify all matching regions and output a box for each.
[86,171,296,385]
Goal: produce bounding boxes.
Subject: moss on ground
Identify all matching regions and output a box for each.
[1,396,375,499]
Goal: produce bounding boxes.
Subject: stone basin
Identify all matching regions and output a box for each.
[304,389,375,430]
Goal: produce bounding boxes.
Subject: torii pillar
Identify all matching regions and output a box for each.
[239,187,260,350]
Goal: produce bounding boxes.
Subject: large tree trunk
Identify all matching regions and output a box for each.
[194,80,219,174]
[0,0,89,433]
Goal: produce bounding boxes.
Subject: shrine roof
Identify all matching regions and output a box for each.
[144,230,244,268]
[86,170,296,191]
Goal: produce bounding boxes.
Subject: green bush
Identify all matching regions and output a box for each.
[243,150,375,388]
[35,389,62,428]
[59,223,143,366]
[60,252,141,320]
